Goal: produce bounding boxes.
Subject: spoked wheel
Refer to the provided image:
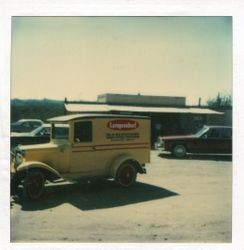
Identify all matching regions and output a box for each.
[23,171,45,200]
[116,161,137,187]
[173,144,186,158]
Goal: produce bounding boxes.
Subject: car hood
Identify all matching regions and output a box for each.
[19,142,58,151]
[11,132,31,137]
[160,134,196,140]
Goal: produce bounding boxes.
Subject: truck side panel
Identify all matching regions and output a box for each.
[68,117,150,176]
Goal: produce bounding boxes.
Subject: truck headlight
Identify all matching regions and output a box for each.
[13,147,25,168]
[15,152,23,166]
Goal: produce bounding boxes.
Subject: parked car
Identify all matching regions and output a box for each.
[157,125,232,158]
[11,123,69,148]
[10,114,151,200]
[11,124,51,148]
[11,119,44,132]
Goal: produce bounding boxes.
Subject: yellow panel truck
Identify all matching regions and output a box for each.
[11,114,151,200]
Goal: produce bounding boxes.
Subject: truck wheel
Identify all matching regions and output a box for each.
[116,161,137,187]
[173,144,186,158]
[23,171,45,200]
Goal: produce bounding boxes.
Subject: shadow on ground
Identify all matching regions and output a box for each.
[11,180,178,211]
[158,152,232,162]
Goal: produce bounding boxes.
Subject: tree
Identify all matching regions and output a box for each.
[207,93,232,108]
[11,99,65,122]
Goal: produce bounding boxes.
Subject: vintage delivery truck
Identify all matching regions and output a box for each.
[11,114,151,200]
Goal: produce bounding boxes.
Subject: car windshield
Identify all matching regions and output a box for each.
[30,125,51,136]
[52,124,69,140]
[194,126,209,137]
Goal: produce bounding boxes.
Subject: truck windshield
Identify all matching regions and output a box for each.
[52,124,69,140]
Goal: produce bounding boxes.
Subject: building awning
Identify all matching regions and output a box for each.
[65,103,223,115]
[48,113,149,122]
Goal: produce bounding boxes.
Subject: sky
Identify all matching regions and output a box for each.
[11,16,232,105]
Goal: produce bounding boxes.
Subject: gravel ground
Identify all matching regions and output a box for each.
[10,150,232,243]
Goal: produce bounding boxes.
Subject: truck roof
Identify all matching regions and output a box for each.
[48,113,150,122]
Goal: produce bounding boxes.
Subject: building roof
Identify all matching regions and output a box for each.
[65,103,223,115]
[48,113,150,122]
[97,93,186,106]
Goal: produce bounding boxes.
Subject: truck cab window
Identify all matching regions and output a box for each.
[74,121,92,143]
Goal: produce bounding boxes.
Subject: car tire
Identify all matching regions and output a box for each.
[116,161,137,187]
[173,144,186,158]
[23,170,45,200]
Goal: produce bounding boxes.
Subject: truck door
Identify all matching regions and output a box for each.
[69,120,97,174]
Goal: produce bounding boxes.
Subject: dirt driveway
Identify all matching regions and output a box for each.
[10,151,232,243]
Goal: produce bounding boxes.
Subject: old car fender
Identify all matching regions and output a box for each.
[16,161,61,181]
[110,154,142,178]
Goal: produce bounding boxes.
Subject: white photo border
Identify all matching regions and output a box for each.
[1,0,243,249]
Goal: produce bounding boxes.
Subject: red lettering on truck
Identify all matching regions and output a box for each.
[107,120,139,131]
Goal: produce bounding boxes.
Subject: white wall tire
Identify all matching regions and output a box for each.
[173,144,186,158]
